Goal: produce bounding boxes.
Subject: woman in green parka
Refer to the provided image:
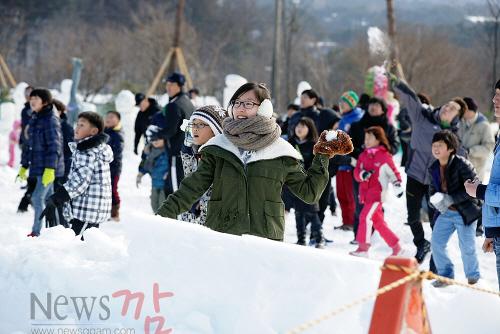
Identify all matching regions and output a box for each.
[157,83,353,241]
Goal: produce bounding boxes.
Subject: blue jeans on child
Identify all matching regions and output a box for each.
[431,210,480,280]
[494,237,500,291]
[31,176,54,236]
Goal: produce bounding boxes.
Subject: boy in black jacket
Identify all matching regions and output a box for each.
[104,111,124,221]
[429,130,481,287]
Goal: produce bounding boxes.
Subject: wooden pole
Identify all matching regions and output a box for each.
[146,48,174,97]
[176,48,193,90]
[0,54,16,88]
[0,66,8,89]
[386,0,406,80]
[169,0,185,74]
[146,0,192,95]
[386,0,398,71]
[272,0,284,114]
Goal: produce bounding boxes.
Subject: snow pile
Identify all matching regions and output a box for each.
[0,125,500,332]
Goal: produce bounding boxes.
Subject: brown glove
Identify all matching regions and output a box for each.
[313,130,354,158]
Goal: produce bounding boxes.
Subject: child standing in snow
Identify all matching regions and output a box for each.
[351,126,404,257]
[41,112,114,239]
[429,130,481,287]
[137,127,169,213]
[19,88,64,237]
[157,82,353,241]
[8,120,21,167]
[50,99,74,228]
[104,111,124,221]
[289,117,325,248]
[179,105,227,225]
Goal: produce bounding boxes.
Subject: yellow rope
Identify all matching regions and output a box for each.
[382,264,500,297]
[286,271,421,334]
[286,264,500,334]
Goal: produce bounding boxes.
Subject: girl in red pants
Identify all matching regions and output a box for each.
[350,126,404,257]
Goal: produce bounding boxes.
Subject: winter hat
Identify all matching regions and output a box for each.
[135,93,145,106]
[190,105,228,135]
[30,88,53,105]
[340,91,359,110]
[463,97,478,112]
[165,72,186,86]
[145,125,163,142]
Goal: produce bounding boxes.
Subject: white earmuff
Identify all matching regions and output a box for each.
[257,99,273,118]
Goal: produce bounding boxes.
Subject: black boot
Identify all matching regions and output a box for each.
[415,239,431,264]
[17,194,31,213]
[111,204,120,222]
[296,231,306,246]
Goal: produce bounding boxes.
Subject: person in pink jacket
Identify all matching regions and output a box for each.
[351,126,404,257]
[8,120,22,168]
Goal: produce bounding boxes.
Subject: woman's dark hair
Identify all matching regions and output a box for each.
[30,88,53,105]
[301,89,319,105]
[417,93,431,105]
[368,96,388,114]
[229,82,271,106]
[106,110,121,121]
[52,99,67,114]
[78,111,104,133]
[452,97,468,119]
[295,117,319,142]
[365,126,390,151]
[358,93,371,108]
[432,130,459,154]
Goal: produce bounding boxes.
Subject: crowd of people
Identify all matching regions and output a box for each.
[10,68,500,290]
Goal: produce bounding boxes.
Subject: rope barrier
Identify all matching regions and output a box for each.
[286,263,500,334]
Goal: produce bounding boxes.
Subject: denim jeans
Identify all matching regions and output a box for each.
[431,210,480,280]
[494,237,500,291]
[31,176,54,236]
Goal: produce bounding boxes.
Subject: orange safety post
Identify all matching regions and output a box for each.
[369,257,431,334]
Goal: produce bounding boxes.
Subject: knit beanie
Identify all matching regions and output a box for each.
[341,91,359,110]
[463,97,478,112]
[190,105,228,135]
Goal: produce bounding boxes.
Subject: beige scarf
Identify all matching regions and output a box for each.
[223,115,281,151]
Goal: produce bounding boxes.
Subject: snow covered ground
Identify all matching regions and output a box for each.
[1,137,500,333]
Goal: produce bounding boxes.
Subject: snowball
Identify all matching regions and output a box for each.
[430,192,444,205]
[325,130,338,141]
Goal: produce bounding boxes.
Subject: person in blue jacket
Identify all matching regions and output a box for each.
[465,79,500,290]
[137,126,169,213]
[18,88,64,237]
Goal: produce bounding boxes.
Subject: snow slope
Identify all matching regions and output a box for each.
[1,144,499,333]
